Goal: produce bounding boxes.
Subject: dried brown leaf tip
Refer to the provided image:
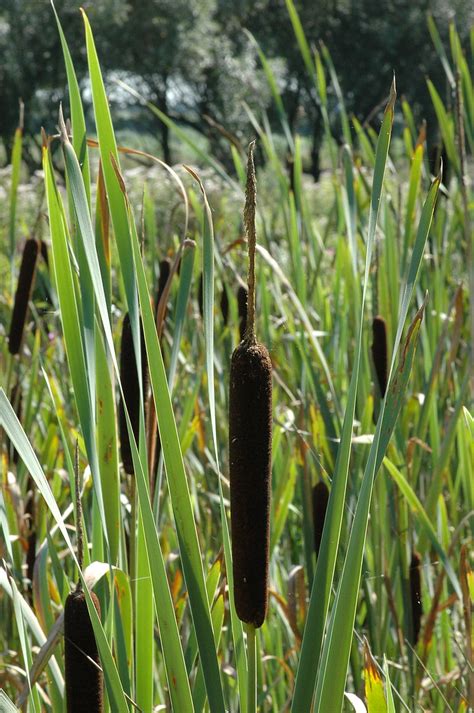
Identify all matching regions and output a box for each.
[8,238,39,355]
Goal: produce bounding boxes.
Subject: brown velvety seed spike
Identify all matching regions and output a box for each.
[409,551,423,646]
[220,284,229,325]
[237,285,248,341]
[155,258,171,317]
[64,590,103,713]
[229,340,272,627]
[8,238,39,355]
[119,314,147,475]
[312,481,329,556]
[371,315,388,398]
[198,271,204,318]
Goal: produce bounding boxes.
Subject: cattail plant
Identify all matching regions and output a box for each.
[312,481,329,556]
[8,238,39,355]
[118,313,147,475]
[229,141,272,632]
[229,141,272,711]
[237,284,248,341]
[409,550,423,646]
[371,315,388,399]
[64,445,103,713]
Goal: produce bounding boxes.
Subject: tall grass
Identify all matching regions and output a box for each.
[0,3,472,712]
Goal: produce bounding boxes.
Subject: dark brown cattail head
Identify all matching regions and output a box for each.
[409,550,423,646]
[64,589,103,713]
[371,315,388,399]
[229,340,272,627]
[220,284,229,326]
[8,238,39,355]
[155,258,171,318]
[198,271,204,318]
[237,285,248,341]
[229,141,272,629]
[119,314,148,475]
[312,481,329,556]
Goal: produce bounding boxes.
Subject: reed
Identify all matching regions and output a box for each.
[8,238,39,354]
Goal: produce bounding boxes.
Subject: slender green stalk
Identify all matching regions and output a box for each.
[246,624,257,713]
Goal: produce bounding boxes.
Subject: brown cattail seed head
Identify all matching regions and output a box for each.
[229,340,272,627]
[409,551,423,646]
[198,271,204,318]
[155,258,171,317]
[312,481,329,556]
[8,238,39,355]
[64,589,103,713]
[220,284,229,325]
[371,316,388,398]
[119,314,147,475]
[237,285,248,341]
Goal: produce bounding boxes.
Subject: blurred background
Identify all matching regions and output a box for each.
[1,0,473,173]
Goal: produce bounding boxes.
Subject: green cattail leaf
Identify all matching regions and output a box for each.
[52,1,91,204]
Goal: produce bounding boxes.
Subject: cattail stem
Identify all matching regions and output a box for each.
[246,623,257,713]
[244,141,257,342]
[74,440,83,584]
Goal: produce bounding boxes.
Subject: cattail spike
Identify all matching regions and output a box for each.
[220,284,229,325]
[64,589,103,713]
[312,481,329,556]
[119,314,147,475]
[371,315,388,398]
[156,258,171,318]
[198,270,204,318]
[229,341,272,627]
[409,551,423,646]
[8,238,39,355]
